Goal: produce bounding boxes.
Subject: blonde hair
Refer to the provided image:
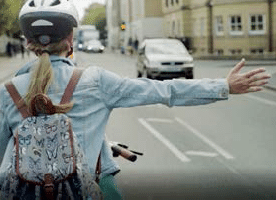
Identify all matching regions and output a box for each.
[25,32,74,114]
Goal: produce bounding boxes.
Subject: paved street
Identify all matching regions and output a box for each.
[1,50,276,199]
[0,53,36,82]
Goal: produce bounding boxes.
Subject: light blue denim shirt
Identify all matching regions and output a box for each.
[0,55,229,181]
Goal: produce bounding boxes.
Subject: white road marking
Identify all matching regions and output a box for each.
[175,117,235,160]
[138,118,191,162]
[245,94,276,106]
[185,151,218,157]
[146,118,174,123]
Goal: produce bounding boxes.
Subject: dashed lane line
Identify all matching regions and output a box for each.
[138,118,191,162]
[175,117,235,160]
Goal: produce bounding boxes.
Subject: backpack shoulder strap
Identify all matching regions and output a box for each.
[5,82,31,119]
[4,68,84,118]
[60,68,84,105]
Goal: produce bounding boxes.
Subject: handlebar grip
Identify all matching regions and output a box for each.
[111,145,137,162]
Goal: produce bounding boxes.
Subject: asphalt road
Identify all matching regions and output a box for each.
[1,51,276,199]
[75,51,276,199]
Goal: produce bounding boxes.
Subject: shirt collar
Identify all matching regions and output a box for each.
[50,55,74,67]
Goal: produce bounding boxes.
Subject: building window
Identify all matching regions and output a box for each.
[200,18,205,36]
[229,15,243,35]
[166,0,169,7]
[193,18,200,36]
[177,20,181,36]
[215,49,224,56]
[249,14,265,35]
[229,49,242,55]
[215,16,224,35]
[176,0,179,4]
[171,0,174,6]
[251,48,264,54]
[172,21,176,36]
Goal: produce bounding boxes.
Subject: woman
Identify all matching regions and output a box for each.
[0,0,271,199]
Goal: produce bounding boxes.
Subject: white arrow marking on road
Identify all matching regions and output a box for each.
[138,118,191,162]
[185,151,218,157]
[175,117,235,160]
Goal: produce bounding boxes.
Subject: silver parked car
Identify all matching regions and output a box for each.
[83,40,105,53]
[136,38,194,79]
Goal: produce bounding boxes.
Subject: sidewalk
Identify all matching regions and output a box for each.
[0,53,36,83]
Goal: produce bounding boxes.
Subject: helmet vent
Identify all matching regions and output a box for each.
[50,0,61,6]
[29,0,35,7]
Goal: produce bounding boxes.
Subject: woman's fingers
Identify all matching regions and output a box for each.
[247,86,263,93]
[249,79,269,87]
[231,58,245,74]
[248,74,271,84]
[244,68,266,78]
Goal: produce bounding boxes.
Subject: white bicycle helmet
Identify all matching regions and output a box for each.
[19,0,79,45]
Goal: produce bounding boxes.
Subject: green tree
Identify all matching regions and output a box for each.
[0,0,23,36]
[81,3,106,33]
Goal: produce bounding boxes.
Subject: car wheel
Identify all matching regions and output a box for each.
[186,74,194,79]
[186,70,194,79]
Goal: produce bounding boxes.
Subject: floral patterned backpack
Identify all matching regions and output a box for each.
[1,68,103,200]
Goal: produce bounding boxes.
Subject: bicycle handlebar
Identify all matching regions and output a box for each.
[109,141,143,162]
[111,145,137,162]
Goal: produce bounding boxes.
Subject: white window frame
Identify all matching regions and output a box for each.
[229,15,243,36]
[193,18,200,36]
[249,14,266,35]
[215,16,224,36]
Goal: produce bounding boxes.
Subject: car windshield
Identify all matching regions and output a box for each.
[145,41,189,55]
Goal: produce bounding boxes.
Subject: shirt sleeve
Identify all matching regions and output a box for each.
[97,68,229,109]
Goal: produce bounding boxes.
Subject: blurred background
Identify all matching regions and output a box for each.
[1,0,276,199]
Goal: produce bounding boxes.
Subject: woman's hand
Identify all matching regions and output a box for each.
[227,59,271,94]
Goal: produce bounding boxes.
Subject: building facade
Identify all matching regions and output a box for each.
[211,0,274,57]
[107,0,164,50]
[106,0,122,49]
[162,0,193,50]
[162,0,276,57]
[107,0,276,58]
